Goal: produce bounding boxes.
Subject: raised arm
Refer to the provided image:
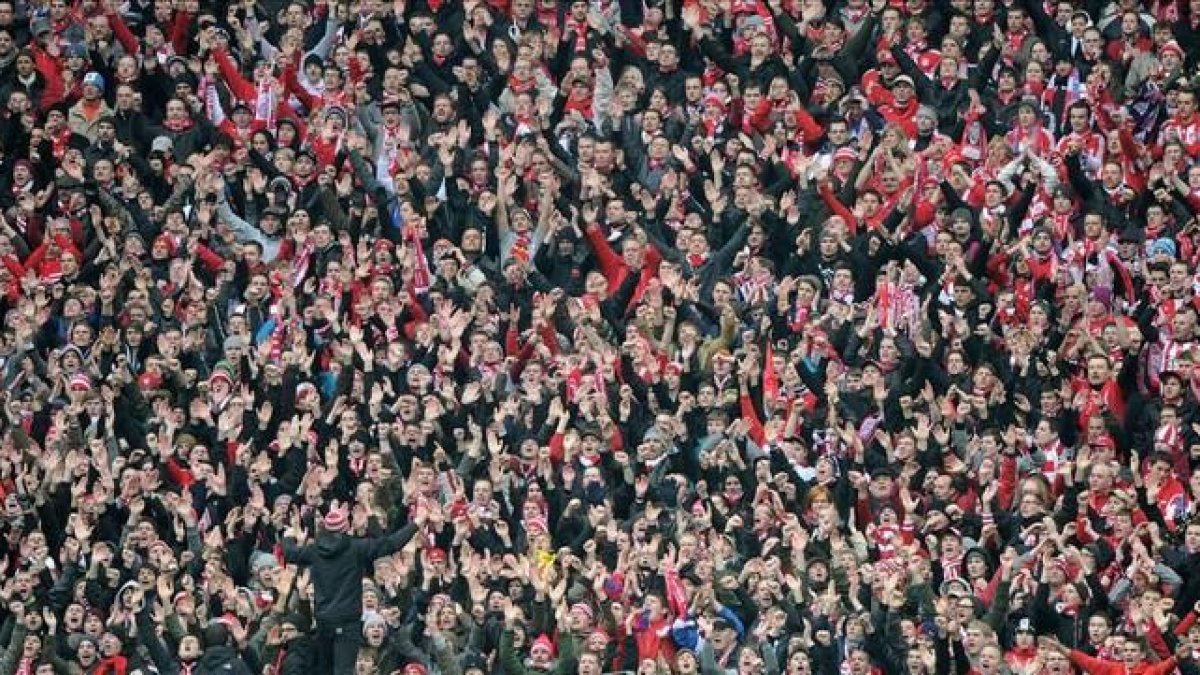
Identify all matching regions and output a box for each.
[358,521,421,562]
[210,47,258,102]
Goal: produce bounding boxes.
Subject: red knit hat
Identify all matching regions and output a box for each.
[323,507,349,533]
[833,147,858,163]
[208,370,233,388]
[68,373,91,392]
[703,93,726,111]
[570,603,594,621]
[531,634,556,657]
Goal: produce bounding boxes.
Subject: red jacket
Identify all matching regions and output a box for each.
[1068,650,1176,675]
[583,226,662,308]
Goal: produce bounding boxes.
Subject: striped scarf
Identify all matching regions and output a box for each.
[876,280,920,335]
[1156,422,1182,454]
[1036,439,1065,480]
[255,80,276,128]
[788,302,811,333]
[1159,336,1194,375]
[830,286,854,305]
[734,271,771,305]
[511,230,532,264]
[292,238,315,287]
[871,523,904,559]
[940,552,964,581]
[268,315,289,365]
[409,236,431,294]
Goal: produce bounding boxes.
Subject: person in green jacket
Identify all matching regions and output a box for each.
[498,599,579,675]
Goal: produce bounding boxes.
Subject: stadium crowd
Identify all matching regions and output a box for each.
[2,0,1200,673]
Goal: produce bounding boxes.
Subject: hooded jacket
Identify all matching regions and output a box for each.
[195,645,254,675]
[282,523,419,625]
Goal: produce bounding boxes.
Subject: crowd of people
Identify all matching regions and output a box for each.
[2,0,1200,673]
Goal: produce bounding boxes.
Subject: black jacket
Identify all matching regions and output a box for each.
[283,524,419,624]
[196,645,255,675]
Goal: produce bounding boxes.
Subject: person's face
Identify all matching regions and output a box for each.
[917,111,935,132]
[1174,307,1196,337]
[1069,12,1088,34]
[743,87,763,110]
[45,109,69,133]
[177,634,202,661]
[1087,615,1111,643]
[1068,107,1090,133]
[93,159,115,184]
[593,141,615,169]
[977,646,1002,674]
[1185,522,1200,552]
[77,638,97,662]
[1121,642,1144,666]
[658,44,680,69]
[13,52,32,78]
[1180,92,1197,117]
[932,476,954,501]
[847,650,870,675]
[1088,464,1113,492]
[48,0,70,19]
[83,613,103,636]
[1120,11,1139,36]
[99,633,124,657]
[713,282,733,305]
[750,35,770,58]
[1100,162,1124,188]
[166,99,187,120]
[18,632,39,660]
[832,268,853,290]
[1086,355,1111,385]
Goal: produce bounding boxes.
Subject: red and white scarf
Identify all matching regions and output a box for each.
[255,80,276,128]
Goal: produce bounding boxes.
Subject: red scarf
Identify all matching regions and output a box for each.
[941,551,964,581]
[1050,212,1074,244]
[508,74,537,94]
[95,656,129,675]
[1035,439,1065,479]
[565,19,589,52]
[162,117,196,133]
[408,230,431,294]
[702,116,723,139]
[563,90,593,119]
[841,5,867,23]
[50,127,72,161]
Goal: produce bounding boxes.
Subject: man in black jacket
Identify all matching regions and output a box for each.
[135,601,255,675]
[196,623,255,675]
[283,502,425,675]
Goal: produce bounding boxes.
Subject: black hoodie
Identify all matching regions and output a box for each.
[283,524,420,625]
[196,645,254,675]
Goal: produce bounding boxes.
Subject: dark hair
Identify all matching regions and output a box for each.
[203,622,230,649]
